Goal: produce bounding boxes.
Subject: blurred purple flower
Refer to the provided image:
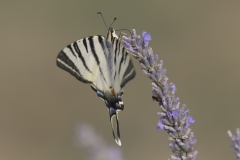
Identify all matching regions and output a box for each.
[172,109,178,119]
[185,116,195,129]
[124,41,135,53]
[123,29,198,160]
[157,120,166,131]
[142,31,152,47]
[228,128,240,160]
[74,124,125,160]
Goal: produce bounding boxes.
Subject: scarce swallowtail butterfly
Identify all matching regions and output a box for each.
[56,27,136,146]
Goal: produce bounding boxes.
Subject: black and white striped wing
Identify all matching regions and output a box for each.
[110,37,136,92]
[56,36,111,90]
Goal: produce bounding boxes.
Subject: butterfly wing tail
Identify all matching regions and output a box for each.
[109,108,121,146]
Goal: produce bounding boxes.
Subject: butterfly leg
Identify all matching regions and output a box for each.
[109,108,121,146]
[118,32,138,58]
[118,32,128,42]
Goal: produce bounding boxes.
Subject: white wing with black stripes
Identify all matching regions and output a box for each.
[56,28,135,146]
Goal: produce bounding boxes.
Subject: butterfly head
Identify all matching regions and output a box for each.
[108,27,115,33]
[107,27,118,40]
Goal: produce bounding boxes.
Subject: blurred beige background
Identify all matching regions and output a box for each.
[1,0,240,160]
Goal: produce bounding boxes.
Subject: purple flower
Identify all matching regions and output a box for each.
[157,120,165,130]
[142,31,152,47]
[169,82,177,94]
[123,29,197,160]
[172,109,179,120]
[123,42,134,53]
[185,116,196,129]
[74,124,125,160]
[228,128,240,160]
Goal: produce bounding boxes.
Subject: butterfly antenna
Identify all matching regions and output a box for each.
[97,12,108,29]
[109,18,117,29]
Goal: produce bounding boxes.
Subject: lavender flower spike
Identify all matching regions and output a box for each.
[123,29,197,160]
[228,128,240,160]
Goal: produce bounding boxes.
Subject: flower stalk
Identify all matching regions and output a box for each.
[123,29,198,160]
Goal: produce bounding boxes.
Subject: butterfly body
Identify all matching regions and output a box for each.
[56,28,135,146]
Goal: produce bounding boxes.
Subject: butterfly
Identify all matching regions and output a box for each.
[56,27,136,146]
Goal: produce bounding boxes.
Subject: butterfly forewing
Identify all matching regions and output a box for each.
[57,36,110,89]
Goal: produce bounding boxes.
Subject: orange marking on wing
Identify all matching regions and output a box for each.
[111,88,115,96]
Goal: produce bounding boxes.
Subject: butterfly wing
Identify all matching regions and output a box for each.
[110,37,136,93]
[102,31,136,146]
[57,36,114,91]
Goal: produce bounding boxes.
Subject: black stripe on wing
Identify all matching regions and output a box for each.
[114,39,118,65]
[83,38,88,53]
[56,50,92,84]
[67,45,77,58]
[73,42,92,73]
[97,36,105,52]
[118,48,125,75]
[88,36,100,65]
[120,59,136,88]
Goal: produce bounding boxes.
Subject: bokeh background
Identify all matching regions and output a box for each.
[1,1,240,160]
